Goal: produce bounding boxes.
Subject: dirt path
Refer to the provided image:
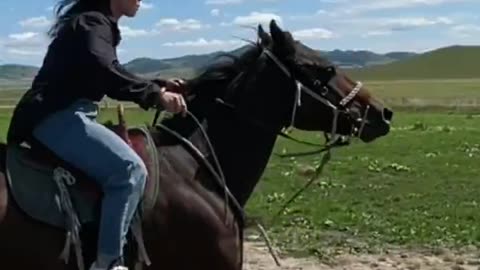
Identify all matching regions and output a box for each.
[243,241,480,270]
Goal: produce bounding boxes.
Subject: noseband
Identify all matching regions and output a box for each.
[261,48,369,143]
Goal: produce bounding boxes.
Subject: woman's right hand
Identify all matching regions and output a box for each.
[158,88,187,116]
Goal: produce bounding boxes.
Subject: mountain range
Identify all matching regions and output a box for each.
[123,46,417,77]
[0,46,417,84]
[2,45,480,83]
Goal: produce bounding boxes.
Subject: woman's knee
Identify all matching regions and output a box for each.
[129,159,148,189]
[103,157,147,193]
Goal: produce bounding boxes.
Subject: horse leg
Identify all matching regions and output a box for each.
[0,171,77,270]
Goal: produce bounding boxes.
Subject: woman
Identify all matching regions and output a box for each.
[7,0,187,270]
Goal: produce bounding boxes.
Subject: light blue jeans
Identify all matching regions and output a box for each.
[32,99,147,267]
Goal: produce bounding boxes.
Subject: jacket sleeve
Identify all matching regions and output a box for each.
[75,13,162,110]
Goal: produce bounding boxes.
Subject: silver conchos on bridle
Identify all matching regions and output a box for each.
[261,48,369,143]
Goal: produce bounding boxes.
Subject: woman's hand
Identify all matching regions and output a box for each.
[158,88,187,117]
[165,78,187,94]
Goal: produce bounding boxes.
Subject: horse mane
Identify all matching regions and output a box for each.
[152,40,265,143]
[186,41,264,97]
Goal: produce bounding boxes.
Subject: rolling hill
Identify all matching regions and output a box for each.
[2,45,479,84]
[123,46,416,76]
[124,46,255,76]
[322,49,417,68]
[346,45,480,80]
[0,64,39,80]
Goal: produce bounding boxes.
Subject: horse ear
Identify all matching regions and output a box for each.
[270,20,285,44]
[258,24,272,47]
[269,20,295,56]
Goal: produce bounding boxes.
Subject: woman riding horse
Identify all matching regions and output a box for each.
[7,0,188,269]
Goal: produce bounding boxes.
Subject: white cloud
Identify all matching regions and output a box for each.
[163,38,245,48]
[336,0,476,14]
[2,31,48,57]
[319,0,349,3]
[449,24,480,37]
[117,48,127,55]
[292,28,335,40]
[155,18,210,31]
[211,9,221,17]
[140,2,154,10]
[19,16,51,28]
[119,26,152,38]
[232,12,282,26]
[362,30,392,38]
[205,0,243,5]
[9,32,39,41]
[333,16,455,36]
[383,17,453,31]
[7,48,43,56]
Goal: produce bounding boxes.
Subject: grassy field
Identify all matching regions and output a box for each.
[2,78,480,111]
[247,112,480,258]
[347,46,480,80]
[0,106,479,259]
[0,76,480,260]
[3,46,480,262]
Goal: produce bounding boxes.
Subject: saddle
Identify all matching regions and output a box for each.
[5,105,159,269]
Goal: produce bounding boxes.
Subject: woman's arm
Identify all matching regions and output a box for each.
[75,13,163,110]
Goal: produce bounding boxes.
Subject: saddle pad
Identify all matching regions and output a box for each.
[6,144,97,228]
[5,126,160,229]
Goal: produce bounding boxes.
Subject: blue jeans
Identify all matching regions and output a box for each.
[32,99,147,266]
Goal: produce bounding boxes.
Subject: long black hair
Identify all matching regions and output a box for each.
[47,0,110,38]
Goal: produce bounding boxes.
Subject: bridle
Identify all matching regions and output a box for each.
[258,47,374,230]
[261,48,369,146]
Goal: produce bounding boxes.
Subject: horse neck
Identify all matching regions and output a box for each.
[203,105,279,207]
[173,47,290,207]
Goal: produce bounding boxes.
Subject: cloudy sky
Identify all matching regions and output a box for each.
[0,0,479,66]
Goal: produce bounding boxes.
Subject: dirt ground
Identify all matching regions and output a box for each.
[243,240,480,270]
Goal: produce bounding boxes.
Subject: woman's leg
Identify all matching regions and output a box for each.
[32,100,147,268]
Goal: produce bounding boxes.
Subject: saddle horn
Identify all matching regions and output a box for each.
[117,104,131,145]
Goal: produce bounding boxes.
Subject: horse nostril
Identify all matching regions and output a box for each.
[383,108,393,122]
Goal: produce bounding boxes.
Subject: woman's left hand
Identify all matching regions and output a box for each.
[165,78,187,94]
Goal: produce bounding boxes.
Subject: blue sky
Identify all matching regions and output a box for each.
[0,0,479,66]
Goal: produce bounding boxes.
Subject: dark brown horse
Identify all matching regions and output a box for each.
[0,20,393,270]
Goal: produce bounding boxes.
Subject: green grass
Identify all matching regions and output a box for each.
[0,107,153,141]
[0,107,480,258]
[347,46,480,80]
[2,76,480,111]
[365,79,480,99]
[363,79,480,112]
[245,112,480,257]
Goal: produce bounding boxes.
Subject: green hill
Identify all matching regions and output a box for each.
[124,47,416,76]
[124,46,252,76]
[1,45,477,84]
[0,64,38,80]
[346,46,480,80]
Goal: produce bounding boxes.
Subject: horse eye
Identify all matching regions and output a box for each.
[321,86,329,96]
[314,80,322,87]
[327,66,336,74]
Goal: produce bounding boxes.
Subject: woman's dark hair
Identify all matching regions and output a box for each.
[48,0,110,38]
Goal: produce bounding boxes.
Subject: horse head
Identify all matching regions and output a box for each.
[246,20,393,142]
[162,20,394,206]
[185,20,392,144]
